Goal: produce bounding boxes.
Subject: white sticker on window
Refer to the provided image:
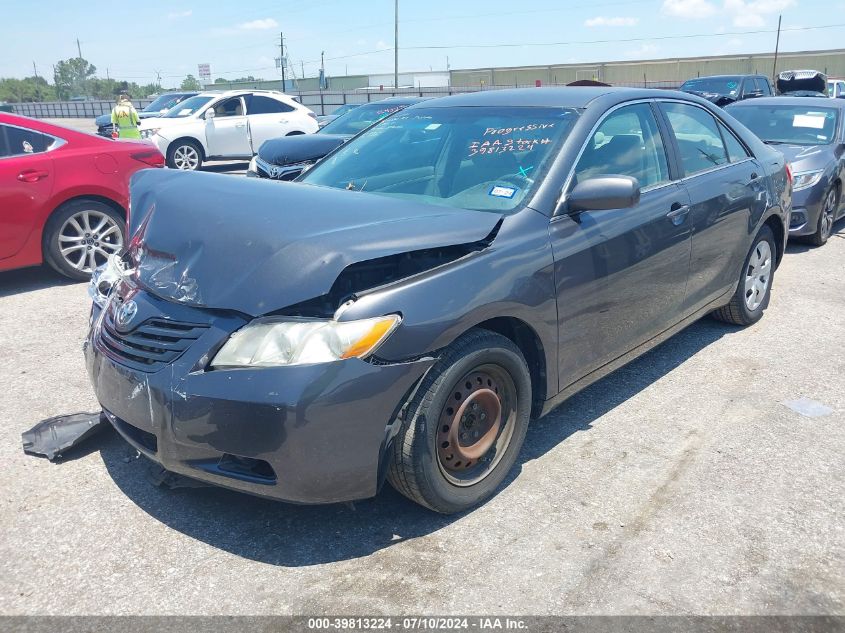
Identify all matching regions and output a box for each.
[793,114,825,129]
[489,185,517,199]
[177,108,192,116]
[425,123,441,130]
[22,140,33,153]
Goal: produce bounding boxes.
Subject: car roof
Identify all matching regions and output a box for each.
[196,89,290,98]
[412,87,705,109]
[360,96,429,107]
[727,96,844,107]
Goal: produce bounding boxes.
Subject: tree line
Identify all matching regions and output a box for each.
[0,57,213,103]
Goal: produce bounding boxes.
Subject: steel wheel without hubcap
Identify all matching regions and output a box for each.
[744,240,772,312]
[436,364,517,487]
[58,210,123,274]
[819,188,837,241]
[172,144,199,170]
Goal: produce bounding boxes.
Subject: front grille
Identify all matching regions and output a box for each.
[96,311,208,372]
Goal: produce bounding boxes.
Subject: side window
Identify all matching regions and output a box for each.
[213,97,244,118]
[0,125,10,157]
[718,121,750,162]
[247,95,295,115]
[662,102,728,176]
[757,78,772,96]
[3,125,52,156]
[573,103,670,189]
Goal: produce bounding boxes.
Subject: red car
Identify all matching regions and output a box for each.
[0,113,164,280]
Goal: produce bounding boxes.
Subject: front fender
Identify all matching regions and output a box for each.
[338,208,559,399]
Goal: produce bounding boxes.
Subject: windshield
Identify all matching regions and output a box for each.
[301,106,578,212]
[163,95,212,118]
[681,77,742,96]
[143,94,186,113]
[320,102,411,136]
[327,104,359,118]
[729,105,839,145]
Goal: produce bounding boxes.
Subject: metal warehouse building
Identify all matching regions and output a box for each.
[450,48,845,88]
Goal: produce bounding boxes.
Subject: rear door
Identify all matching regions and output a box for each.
[551,101,692,381]
[245,94,297,152]
[0,123,55,260]
[657,100,767,311]
[205,96,251,158]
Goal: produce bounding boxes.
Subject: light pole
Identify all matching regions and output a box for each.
[394,0,399,89]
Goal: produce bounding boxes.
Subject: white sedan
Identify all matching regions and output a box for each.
[140,89,318,170]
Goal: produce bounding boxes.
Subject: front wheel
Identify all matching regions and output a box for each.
[806,185,838,247]
[166,139,203,171]
[387,329,532,513]
[712,225,776,326]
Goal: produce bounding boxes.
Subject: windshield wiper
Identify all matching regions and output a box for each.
[763,140,786,145]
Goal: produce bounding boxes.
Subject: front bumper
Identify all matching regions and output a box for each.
[788,185,826,237]
[84,288,434,504]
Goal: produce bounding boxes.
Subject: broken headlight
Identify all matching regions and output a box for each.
[790,169,824,192]
[88,255,127,308]
[210,314,401,368]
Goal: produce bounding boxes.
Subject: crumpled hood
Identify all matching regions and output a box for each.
[127,170,501,316]
[257,134,348,166]
[775,143,834,173]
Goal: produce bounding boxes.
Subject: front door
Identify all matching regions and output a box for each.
[205,96,251,158]
[551,102,692,385]
[0,123,55,260]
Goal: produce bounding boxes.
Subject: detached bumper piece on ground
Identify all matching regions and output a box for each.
[22,412,108,461]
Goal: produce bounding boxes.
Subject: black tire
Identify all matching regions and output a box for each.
[712,224,776,326]
[43,199,126,280]
[166,138,203,170]
[387,329,532,514]
[806,185,839,247]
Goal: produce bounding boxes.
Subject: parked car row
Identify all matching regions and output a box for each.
[3,83,843,514]
[94,91,198,137]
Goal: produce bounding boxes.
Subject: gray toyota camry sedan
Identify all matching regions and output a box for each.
[86,88,790,513]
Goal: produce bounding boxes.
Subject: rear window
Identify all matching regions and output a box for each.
[681,77,742,97]
[728,105,839,145]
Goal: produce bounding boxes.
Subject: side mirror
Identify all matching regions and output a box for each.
[204,109,215,120]
[563,176,641,214]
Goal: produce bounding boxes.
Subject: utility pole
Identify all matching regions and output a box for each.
[106,67,110,81]
[301,60,305,79]
[279,32,286,90]
[320,50,325,90]
[394,0,399,89]
[76,38,83,59]
[772,15,782,82]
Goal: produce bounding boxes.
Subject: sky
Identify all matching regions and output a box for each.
[0,0,843,85]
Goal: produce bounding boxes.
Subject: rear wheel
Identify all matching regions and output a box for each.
[712,225,775,326]
[43,199,125,280]
[166,139,203,170]
[806,185,838,247]
[387,329,531,513]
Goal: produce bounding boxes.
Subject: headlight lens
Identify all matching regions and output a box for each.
[88,254,127,308]
[210,314,401,368]
[791,169,824,191]
[140,128,160,140]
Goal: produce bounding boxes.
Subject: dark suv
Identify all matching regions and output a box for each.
[680,75,773,107]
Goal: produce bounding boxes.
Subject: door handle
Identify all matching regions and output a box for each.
[666,203,690,226]
[18,169,49,183]
[235,123,246,128]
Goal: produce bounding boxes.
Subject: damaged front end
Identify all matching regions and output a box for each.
[81,169,504,503]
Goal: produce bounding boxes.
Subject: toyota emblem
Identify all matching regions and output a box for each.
[115,300,138,329]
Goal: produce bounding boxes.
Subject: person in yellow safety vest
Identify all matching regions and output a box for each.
[110,94,141,139]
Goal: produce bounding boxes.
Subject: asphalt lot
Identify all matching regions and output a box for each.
[0,117,843,616]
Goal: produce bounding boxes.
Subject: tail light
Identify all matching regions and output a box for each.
[130,150,165,168]
[785,163,792,187]
[307,111,317,120]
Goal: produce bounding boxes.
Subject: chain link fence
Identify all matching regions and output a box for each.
[10,82,683,119]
